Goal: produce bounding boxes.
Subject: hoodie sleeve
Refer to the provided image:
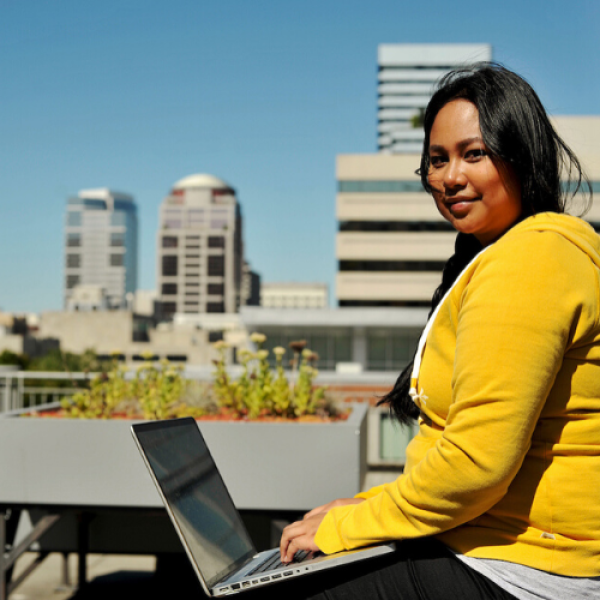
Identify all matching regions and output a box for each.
[315,229,599,554]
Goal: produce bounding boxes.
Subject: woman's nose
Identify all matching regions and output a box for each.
[443,159,467,190]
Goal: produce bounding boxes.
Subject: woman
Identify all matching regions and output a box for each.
[274,63,600,599]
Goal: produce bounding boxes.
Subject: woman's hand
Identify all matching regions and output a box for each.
[279,513,325,563]
[279,498,365,563]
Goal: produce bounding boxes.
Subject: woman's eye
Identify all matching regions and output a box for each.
[430,156,445,167]
[466,149,487,160]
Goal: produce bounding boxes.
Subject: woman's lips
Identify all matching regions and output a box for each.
[446,198,479,215]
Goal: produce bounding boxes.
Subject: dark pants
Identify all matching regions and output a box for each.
[238,539,517,600]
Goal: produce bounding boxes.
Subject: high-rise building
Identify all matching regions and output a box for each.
[337,118,600,307]
[64,188,138,309]
[336,153,451,307]
[377,44,492,153]
[156,174,243,320]
[242,261,261,306]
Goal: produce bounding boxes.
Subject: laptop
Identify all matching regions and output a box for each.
[131,417,395,596]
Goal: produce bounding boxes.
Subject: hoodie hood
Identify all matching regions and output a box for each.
[507,212,600,269]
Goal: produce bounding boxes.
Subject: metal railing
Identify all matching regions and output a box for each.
[0,372,94,413]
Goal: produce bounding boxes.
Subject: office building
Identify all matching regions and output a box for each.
[261,282,328,308]
[242,261,261,306]
[156,174,243,319]
[377,44,491,153]
[336,153,450,306]
[337,117,600,307]
[64,188,138,309]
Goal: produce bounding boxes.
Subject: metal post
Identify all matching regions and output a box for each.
[77,513,91,589]
[2,377,10,413]
[0,512,7,600]
[61,552,70,586]
[0,509,59,599]
[17,375,24,411]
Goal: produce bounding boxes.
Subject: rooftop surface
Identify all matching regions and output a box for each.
[11,552,202,600]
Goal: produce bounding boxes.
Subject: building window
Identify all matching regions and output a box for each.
[162,236,178,248]
[339,221,455,232]
[162,255,178,276]
[186,281,200,287]
[366,332,420,371]
[185,254,200,259]
[66,233,80,247]
[259,331,351,370]
[339,260,446,272]
[161,302,176,316]
[162,256,177,277]
[207,255,224,276]
[81,198,107,210]
[208,331,224,343]
[66,275,80,289]
[166,354,187,362]
[66,254,80,268]
[161,283,177,295]
[207,302,225,313]
[110,254,124,267]
[207,283,224,296]
[110,232,125,246]
[111,211,126,226]
[208,236,225,248]
[67,211,82,226]
[163,210,182,229]
[338,180,425,193]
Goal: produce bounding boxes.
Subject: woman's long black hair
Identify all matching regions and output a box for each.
[381,62,592,424]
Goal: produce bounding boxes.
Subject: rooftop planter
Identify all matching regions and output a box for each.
[0,337,367,511]
[0,401,367,511]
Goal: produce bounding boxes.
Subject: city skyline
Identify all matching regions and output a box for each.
[1,0,599,313]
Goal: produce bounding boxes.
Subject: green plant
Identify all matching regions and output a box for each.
[410,108,425,129]
[0,349,28,370]
[210,333,331,419]
[61,362,129,419]
[51,335,338,421]
[131,359,186,420]
[60,356,204,420]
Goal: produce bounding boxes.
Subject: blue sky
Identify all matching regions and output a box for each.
[1,0,599,313]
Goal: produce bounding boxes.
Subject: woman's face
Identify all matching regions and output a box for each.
[427,99,522,246]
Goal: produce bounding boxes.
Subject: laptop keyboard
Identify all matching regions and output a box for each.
[248,550,310,575]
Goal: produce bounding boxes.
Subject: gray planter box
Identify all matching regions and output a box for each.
[0,403,367,512]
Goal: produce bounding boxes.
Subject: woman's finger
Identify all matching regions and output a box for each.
[280,514,325,562]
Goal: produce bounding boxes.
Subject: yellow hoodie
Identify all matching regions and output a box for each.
[315,213,600,577]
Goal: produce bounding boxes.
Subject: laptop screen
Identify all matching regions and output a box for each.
[133,418,256,588]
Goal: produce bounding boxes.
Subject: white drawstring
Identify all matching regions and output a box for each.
[409,245,492,403]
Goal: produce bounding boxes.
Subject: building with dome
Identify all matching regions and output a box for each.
[156,174,245,319]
